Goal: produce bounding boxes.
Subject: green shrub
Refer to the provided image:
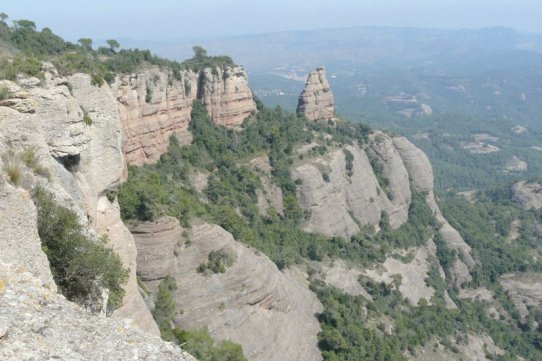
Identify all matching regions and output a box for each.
[32,187,128,311]
[83,110,93,125]
[0,85,9,100]
[197,248,236,274]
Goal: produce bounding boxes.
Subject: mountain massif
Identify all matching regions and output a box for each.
[1,18,542,361]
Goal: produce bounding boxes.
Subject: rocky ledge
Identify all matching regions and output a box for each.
[0,262,195,361]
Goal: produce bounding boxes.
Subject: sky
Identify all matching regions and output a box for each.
[1,0,541,42]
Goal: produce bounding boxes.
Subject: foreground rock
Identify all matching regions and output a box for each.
[297,67,335,121]
[135,222,323,361]
[0,69,158,334]
[0,262,195,361]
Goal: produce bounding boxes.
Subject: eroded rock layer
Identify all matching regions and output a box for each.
[114,65,256,165]
[292,133,410,238]
[297,67,335,121]
[135,222,323,361]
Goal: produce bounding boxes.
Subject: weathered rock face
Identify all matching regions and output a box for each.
[0,262,195,361]
[292,133,410,238]
[131,216,183,282]
[114,65,256,165]
[512,180,542,210]
[111,68,197,166]
[0,68,159,335]
[135,222,323,361]
[500,273,542,320]
[199,66,257,127]
[297,67,335,121]
[392,136,475,288]
[292,132,474,288]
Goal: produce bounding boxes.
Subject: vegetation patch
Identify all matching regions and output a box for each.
[33,187,128,311]
[197,248,236,274]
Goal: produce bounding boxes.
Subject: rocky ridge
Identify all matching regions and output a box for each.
[134,220,323,361]
[297,67,335,121]
[115,65,256,165]
[292,131,475,288]
[0,67,162,337]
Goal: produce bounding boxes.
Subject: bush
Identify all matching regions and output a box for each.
[83,110,93,125]
[0,85,9,100]
[197,248,236,274]
[32,187,128,311]
[2,149,22,186]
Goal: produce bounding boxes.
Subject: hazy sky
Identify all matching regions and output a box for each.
[2,0,540,42]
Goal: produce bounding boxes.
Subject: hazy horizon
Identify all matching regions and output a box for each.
[2,0,541,43]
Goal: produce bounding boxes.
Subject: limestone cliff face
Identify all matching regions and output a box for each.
[111,67,197,166]
[292,132,410,238]
[0,67,159,335]
[199,66,257,127]
[392,136,475,288]
[134,221,323,361]
[114,65,256,165]
[292,132,475,288]
[296,67,335,121]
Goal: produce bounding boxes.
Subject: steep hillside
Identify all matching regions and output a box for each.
[2,18,542,361]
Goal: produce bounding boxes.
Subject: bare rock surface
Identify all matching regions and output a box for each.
[199,66,257,127]
[136,222,323,361]
[111,67,196,165]
[408,334,503,361]
[392,136,475,288]
[0,71,158,334]
[0,262,195,361]
[512,180,542,210]
[364,247,435,305]
[292,139,408,238]
[131,216,182,283]
[500,272,542,319]
[297,67,335,121]
[0,184,55,290]
[114,65,256,165]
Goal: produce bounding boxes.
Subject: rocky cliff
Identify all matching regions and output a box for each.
[292,131,475,288]
[296,67,335,121]
[133,219,323,361]
[0,66,162,339]
[114,65,256,165]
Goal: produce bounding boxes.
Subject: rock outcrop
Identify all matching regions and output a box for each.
[112,67,197,165]
[0,68,159,335]
[0,262,195,361]
[114,65,256,165]
[512,180,542,210]
[292,133,410,238]
[292,132,475,288]
[199,66,257,127]
[392,136,475,288]
[500,273,542,320]
[297,67,335,121]
[135,222,323,361]
[131,216,183,283]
